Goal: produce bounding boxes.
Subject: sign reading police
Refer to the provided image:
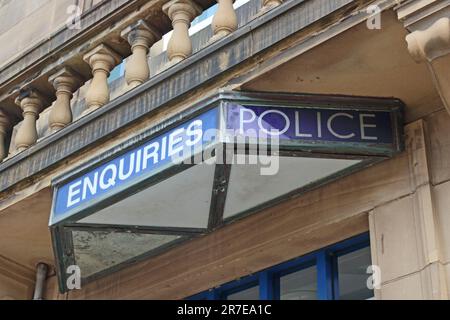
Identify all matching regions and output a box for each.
[51,102,401,225]
[226,104,395,144]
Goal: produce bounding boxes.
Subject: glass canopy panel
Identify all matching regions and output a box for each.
[71,230,181,278]
[223,156,362,220]
[78,163,216,229]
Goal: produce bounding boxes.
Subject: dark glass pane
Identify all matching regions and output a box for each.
[338,246,374,300]
[280,266,317,300]
[227,285,259,300]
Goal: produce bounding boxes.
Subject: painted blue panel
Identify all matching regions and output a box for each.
[259,271,275,300]
[317,251,334,300]
[225,104,394,144]
[52,108,219,224]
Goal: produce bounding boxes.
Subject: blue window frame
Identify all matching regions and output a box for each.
[188,233,372,300]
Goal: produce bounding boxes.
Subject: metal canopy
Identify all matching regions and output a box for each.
[50,91,404,292]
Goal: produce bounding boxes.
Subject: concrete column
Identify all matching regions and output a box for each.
[406,18,450,115]
[83,44,122,114]
[163,0,202,65]
[48,68,81,133]
[14,90,45,152]
[121,20,161,89]
[211,0,238,42]
[0,110,10,161]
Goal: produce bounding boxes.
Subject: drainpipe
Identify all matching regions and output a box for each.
[33,263,49,300]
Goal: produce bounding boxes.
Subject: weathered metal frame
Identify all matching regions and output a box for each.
[50,91,404,292]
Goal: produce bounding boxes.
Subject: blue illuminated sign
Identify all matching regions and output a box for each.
[52,108,219,224]
[52,102,401,225]
[225,104,394,144]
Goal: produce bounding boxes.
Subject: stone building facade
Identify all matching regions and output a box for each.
[0,0,449,300]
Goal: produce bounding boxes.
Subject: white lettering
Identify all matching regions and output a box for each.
[160,136,167,161]
[168,128,185,158]
[259,110,290,136]
[82,173,98,200]
[239,108,256,134]
[99,164,117,190]
[186,120,203,147]
[317,112,322,138]
[67,181,82,208]
[135,150,142,173]
[143,142,160,170]
[327,113,356,139]
[295,111,312,138]
[360,114,378,141]
[118,153,135,180]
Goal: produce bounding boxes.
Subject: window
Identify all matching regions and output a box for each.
[280,265,317,300]
[227,285,259,300]
[188,233,373,300]
[336,246,373,300]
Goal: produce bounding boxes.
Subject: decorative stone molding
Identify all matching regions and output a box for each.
[48,68,81,133]
[211,0,238,42]
[406,17,450,114]
[406,18,450,62]
[14,90,45,152]
[396,0,450,115]
[163,0,203,65]
[0,110,11,161]
[83,44,122,114]
[261,0,284,12]
[121,20,161,89]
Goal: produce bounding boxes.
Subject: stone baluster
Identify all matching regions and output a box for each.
[14,90,45,152]
[121,20,161,89]
[48,68,81,133]
[83,44,122,114]
[0,110,10,161]
[261,0,283,12]
[211,0,238,42]
[406,17,450,115]
[163,0,202,65]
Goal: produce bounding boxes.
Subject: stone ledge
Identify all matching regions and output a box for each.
[0,0,371,194]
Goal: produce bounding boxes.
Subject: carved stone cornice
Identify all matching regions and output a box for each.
[406,17,450,62]
[396,0,450,114]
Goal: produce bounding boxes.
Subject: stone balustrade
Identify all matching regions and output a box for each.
[48,68,82,133]
[0,0,260,162]
[163,0,203,65]
[121,20,162,89]
[14,90,46,153]
[211,0,238,42]
[83,44,123,115]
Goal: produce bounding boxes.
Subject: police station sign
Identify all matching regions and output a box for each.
[51,93,403,225]
[226,104,395,145]
[49,92,403,291]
